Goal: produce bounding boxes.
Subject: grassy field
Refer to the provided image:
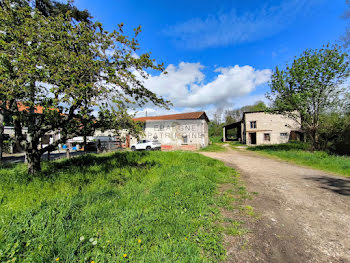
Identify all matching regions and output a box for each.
[249,142,350,177]
[0,151,247,262]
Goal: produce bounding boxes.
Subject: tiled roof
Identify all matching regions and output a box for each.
[17,103,45,114]
[0,101,46,114]
[133,111,209,122]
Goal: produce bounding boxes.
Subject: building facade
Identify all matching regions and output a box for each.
[223,111,302,145]
[1,110,209,153]
[133,112,209,150]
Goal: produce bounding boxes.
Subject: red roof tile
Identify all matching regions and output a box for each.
[133,111,209,122]
[17,103,45,114]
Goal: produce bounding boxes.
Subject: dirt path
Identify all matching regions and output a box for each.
[201,146,350,263]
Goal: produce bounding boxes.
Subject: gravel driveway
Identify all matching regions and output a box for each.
[201,147,350,263]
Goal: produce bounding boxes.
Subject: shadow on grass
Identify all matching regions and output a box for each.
[0,161,18,170]
[304,176,350,196]
[41,151,158,179]
[249,141,309,152]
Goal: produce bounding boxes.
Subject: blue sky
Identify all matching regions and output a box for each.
[75,0,348,117]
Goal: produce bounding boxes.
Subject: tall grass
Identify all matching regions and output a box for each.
[0,151,244,262]
[249,142,350,177]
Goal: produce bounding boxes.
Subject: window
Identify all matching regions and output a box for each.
[280,133,288,137]
[264,133,270,141]
[183,135,188,144]
[250,121,257,129]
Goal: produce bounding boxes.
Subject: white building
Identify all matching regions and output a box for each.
[133,112,209,150]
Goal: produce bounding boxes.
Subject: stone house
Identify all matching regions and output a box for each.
[133,112,209,150]
[223,111,302,145]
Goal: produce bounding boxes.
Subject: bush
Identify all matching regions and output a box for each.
[210,136,223,143]
[248,141,310,152]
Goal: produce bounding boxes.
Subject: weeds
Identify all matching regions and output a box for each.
[0,151,247,262]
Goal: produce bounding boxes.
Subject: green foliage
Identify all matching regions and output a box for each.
[208,122,224,138]
[33,0,92,22]
[0,151,245,262]
[317,112,350,155]
[249,142,350,177]
[268,45,350,150]
[0,1,168,173]
[249,141,310,152]
[210,136,223,143]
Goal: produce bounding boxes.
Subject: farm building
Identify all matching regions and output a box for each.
[223,111,302,145]
[132,112,209,150]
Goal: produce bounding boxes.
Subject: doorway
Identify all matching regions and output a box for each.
[249,133,257,145]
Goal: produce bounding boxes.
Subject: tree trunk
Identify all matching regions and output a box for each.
[83,134,87,154]
[26,151,41,174]
[310,128,319,151]
[25,131,42,174]
[26,82,41,174]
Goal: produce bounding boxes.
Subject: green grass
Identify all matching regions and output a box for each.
[199,143,227,152]
[209,136,223,144]
[249,142,350,177]
[0,151,247,262]
[200,141,246,152]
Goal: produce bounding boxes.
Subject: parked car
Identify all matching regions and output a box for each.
[131,140,161,151]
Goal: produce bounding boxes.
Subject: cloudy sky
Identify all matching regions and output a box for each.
[75,0,347,118]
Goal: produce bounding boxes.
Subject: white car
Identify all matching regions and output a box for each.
[131,140,161,151]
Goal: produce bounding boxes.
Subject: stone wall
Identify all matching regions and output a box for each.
[243,112,301,145]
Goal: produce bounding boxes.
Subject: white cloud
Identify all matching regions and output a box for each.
[165,0,321,49]
[140,62,205,101]
[227,94,271,110]
[141,62,271,109]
